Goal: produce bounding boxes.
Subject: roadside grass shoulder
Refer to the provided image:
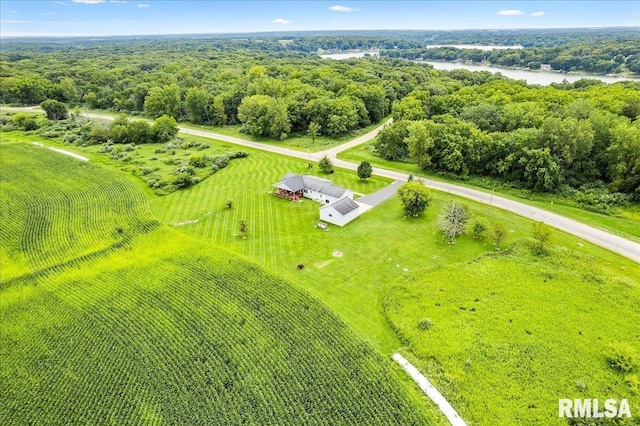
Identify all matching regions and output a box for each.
[338,142,640,242]
[155,115,391,152]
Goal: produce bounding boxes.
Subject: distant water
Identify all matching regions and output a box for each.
[424,44,522,51]
[422,61,638,86]
[318,51,638,85]
[319,51,379,60]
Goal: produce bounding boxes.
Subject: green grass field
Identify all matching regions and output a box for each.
[385,244,640,425]
[338,142,640,243]
[3,124,640,425]
[0,142,446,425]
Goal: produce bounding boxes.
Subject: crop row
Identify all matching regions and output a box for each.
[1,229,429,425]
[0,143,157,281]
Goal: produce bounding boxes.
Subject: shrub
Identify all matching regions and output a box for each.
[417,318,433,331]
[188,153,207,168]
[23,118,39,131]
[319,155,334,174]
[607,342,638,373]
[12,113,28,127]
[531,221,552,255]
[173,173,194,189]
[212,155,229,169]
[175,165,195,176]
[472,220,487,239]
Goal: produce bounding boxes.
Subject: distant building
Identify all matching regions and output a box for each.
[541,64,552,71]
[273,173,359,226]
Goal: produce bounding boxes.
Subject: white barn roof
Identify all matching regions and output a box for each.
[320,197,359,216]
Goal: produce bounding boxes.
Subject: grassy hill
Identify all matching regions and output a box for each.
[0,143,444,425]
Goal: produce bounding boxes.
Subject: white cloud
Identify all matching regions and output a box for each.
[497,9,525,16]
[2,20,27,23]
[72,0,105,4]
[272,18,292,24]
[137,3,150,8]
[111,0,127,3]
[531,11,546,17]
[329,5,359,12]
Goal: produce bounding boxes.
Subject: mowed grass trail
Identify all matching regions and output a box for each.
[0,142,157,281]
[385,245,640,425]
[0,144,446,425]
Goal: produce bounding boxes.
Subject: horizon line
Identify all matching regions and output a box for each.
[2,25,639,39]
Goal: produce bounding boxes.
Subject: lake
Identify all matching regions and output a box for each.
[424,44,522,51]
[320,51,379,60]
[318,51,637,85]
[422,61,638,85]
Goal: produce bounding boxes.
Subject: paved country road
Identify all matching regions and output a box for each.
[4,107,639,263]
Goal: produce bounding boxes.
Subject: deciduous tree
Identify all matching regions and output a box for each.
[397,181,432,217]
[440,201,470,244]
[40,99,68,120]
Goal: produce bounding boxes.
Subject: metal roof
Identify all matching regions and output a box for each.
[275,173,347,198]
[321,197,359,216]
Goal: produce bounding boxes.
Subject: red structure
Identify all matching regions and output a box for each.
[274,188,302,201]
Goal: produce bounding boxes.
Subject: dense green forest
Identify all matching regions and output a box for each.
[1,32,639,202]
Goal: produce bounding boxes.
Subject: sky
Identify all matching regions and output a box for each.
[1,1,638,37]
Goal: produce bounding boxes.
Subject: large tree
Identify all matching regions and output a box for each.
[237,95,291,140]
[397,181,432,217]
[40,99,68,121]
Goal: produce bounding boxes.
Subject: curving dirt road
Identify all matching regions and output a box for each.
[3,106,639,262]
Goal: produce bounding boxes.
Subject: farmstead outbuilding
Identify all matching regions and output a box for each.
[319,197,360,227]
[273,173,359,226]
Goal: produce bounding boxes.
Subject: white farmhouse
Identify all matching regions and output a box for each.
[319,197,360,227]
[273,173,359,226]
[274,173,354,204]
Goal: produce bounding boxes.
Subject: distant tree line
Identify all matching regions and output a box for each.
[382,38,640,75]
[375,76,640,201]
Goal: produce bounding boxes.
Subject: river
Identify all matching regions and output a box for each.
[422,61,637,85]
[319,51,637,85]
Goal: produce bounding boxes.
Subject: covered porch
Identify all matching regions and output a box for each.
[274,188,303,201]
